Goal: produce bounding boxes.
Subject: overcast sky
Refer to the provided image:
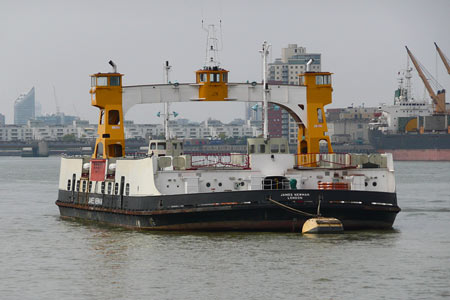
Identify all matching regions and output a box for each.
[1,0,449,124]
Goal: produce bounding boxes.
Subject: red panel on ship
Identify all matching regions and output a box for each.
[90,159,106,181]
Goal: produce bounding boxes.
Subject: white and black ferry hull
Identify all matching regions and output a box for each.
[56,189,400,232]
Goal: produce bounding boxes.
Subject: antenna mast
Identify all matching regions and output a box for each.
[260,41,271,140]
[164,61,171,140]
[203,23,221,68]
[405,56,413,102]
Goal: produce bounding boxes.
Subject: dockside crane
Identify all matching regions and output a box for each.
[435,42,450,75]
[405,46,446,114]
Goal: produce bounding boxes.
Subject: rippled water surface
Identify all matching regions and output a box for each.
[1,157,449,299]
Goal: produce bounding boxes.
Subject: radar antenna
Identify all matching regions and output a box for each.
[202,21,222,68]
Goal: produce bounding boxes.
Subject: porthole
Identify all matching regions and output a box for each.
[240,182,245,186]
[372,182,377,187]
[365,182,368,187]
[206,182,211,187]
[218,182,222,187]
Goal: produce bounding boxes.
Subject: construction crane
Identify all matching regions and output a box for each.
[435,42,450,75]
[405,46,446,114]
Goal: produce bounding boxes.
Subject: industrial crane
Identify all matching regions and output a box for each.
[435,42,450,75]
[405,46,446,115]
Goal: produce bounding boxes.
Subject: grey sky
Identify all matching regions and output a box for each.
[1,0,449,124]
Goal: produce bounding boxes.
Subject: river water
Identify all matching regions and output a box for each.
[0,157,449,300]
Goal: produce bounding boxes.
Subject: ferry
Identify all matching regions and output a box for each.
[55,34,400,231]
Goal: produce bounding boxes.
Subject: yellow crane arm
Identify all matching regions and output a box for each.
[435,42,450,75]
[406,46,446,114]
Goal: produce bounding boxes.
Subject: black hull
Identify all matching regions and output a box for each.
[368,129,450,150]
[56,189,400,232]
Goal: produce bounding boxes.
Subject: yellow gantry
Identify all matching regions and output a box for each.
[298,72,333,154]
[89,64,335,159]
[90,72,125,158]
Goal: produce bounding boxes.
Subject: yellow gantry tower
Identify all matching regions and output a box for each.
[90,62,125,158]
[298,71,334,154]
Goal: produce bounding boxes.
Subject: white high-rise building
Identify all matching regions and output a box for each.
[14,87,35,125]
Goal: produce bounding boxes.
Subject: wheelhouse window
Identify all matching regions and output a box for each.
[110,76,120,86]
[210,73,219,83]
[316,75,331,85]
[97,77,108,86]
[157,143,166,150]
[199,73,206,82]
[222,73,228,83]
[91,77,97,87]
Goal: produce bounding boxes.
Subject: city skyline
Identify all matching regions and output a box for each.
[1,0,449,125]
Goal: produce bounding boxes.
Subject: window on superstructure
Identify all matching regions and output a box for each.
[157,143,166,150]
[91,77,96,87]
[114,183,119,195]
[317,108,324,123]
[125,183,130,196]
[88,181,92,193]
[259,144,266,153]
[76,180,80,192]
[82,181,87,192]
[222,73,228,83]
[107,182,112,194]
[67,180,71,191]
[108,110,120,125]
[110,76,120,86]
[97,77,107,86]
[199,73,206,82]
[270,144,279,153]
[101,182,105,194]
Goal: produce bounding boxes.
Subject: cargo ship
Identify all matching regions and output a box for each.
[369,45,450,161]
[55,33,400,231]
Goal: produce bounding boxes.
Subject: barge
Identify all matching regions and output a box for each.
[56,39,400,231]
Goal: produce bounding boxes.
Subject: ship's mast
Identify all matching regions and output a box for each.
[260,41,271,140]
[203,22,222,68]
[405,56,413,102]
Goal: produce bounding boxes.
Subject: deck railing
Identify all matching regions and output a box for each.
[188,153,250,170]
[296,153,355,169]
